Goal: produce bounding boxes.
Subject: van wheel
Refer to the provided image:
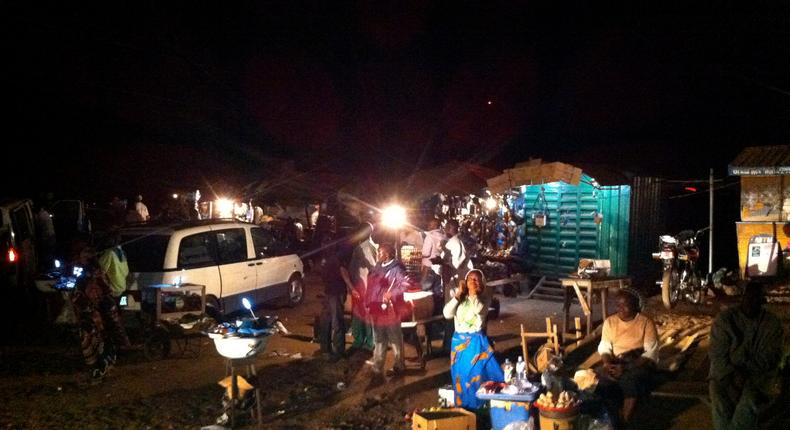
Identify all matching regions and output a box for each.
[286,275,305,307]
[206,296,224,322]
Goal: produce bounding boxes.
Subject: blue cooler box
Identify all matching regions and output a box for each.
[477,391,537,430]
[489,400,531,430]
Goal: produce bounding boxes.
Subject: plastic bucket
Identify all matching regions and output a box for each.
[538,408,579,430]
[489,400,531,430]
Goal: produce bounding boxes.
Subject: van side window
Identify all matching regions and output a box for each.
[215,228,248,264]
[251,227,277,258]
[178,232,217,268]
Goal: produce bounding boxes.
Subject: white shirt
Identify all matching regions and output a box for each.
[443,294,489,333]
[597,313,660,364]
[443,235,472,281]
[310,210,319,227]
[350,238,378,289]
[135,202,150,221]
[421,228,447,271]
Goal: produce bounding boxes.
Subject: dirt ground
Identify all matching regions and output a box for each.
[1,275,788,429]
[0,274,435,430]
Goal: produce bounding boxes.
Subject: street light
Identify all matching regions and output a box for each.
[381,204,407,230]
[381,204,407,260]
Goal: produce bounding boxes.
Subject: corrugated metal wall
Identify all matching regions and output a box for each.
[519,175,631,277]
[627,177,666,288]
[597,186,631,275]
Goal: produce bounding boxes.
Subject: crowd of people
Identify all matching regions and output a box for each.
[28,192,787,426]
[312,214,505,402]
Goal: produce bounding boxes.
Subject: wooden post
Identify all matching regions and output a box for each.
[574,317,582,346]
[552,324,560,355]
[520,324,529,370]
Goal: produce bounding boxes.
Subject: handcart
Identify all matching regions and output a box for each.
[138,283,210,360]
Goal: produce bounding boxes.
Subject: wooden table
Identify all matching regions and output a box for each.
[559,276,630,339]
[401,315,444,368]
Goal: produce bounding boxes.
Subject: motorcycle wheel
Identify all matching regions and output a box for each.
[661,269,679,310]
[686,272,705,304]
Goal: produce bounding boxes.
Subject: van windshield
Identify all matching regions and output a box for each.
[121,234,169,272]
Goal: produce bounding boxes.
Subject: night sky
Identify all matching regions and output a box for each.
[4,2,789,203]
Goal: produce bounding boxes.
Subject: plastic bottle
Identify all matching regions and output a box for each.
[516,355,526,379]
[502,358,514,384]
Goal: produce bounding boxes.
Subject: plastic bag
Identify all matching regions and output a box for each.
[502,417,534,430]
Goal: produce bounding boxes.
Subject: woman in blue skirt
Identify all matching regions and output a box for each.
[443,269,504,409]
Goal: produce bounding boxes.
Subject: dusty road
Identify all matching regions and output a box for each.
[1,274,787,429]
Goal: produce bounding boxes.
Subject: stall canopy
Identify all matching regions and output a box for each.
[729,145,790,176]
[399,160,499,200]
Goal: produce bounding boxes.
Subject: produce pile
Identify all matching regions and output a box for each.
[535,391,580,412]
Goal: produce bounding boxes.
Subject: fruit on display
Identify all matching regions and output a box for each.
[535,390,580,411]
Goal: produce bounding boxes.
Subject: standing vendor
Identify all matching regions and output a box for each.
[597,288,659,426]
[347,222,377,352]
[421,217,446,314]
[70,242,131,383]
[441,219,473,353]
[366,243,409,384]
[443,269,503,410]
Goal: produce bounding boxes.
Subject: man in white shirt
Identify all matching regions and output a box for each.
[421,218,446,313]
[134,195,150,221]
[442,219,473,287]
[597,289,659,426]
[309,204,320,228]
[440,219,473,352]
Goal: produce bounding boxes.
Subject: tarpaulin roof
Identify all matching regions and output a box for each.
[729,145,790,176]
[399,160,499,199]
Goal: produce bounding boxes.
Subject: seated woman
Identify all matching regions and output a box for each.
[443,269,504,409]
[596,288,659,426]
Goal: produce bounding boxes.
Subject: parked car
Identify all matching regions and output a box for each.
[120,219,305,317]
[0,198,37,289]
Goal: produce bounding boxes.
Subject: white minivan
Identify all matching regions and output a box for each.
[121,220,304,316]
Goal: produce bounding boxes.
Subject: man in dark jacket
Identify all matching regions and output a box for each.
[365,243,408,383]
[317,234,351,361]
[709,281,784,429]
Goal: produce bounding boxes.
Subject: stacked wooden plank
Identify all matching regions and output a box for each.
[485,160,585,192]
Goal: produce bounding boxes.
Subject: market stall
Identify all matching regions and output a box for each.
[487,160,631,294]
[729,145,790,278]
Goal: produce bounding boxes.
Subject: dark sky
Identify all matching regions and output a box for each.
[4,1,789,201]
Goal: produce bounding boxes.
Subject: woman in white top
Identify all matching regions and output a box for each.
[443,269,504,409]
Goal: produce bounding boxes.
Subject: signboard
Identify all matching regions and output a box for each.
[728,165,790,176]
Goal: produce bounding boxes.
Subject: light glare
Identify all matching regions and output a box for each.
[381,204,407,229]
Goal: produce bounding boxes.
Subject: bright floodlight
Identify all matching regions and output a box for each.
[485,197,498,210]
[216,198,234,218]
[381,204,407,229]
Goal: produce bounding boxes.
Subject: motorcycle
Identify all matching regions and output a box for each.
[652,227,710,309]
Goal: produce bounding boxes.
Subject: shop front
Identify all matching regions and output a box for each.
[729,145,790,278]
